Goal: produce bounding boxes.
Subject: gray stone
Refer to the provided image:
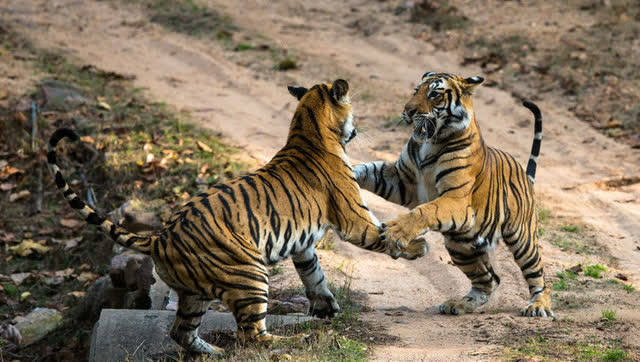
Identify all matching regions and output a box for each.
[13,308,63,346]
[40,79,91,111]
[89,309,314,362]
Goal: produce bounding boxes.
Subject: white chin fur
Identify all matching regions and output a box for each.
[342,111,355,143]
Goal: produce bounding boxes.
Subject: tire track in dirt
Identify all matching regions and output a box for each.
[3,0,638,359]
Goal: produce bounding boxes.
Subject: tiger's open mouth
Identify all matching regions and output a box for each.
[413,117,436,140]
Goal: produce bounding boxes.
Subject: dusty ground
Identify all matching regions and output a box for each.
[1,0,639,360]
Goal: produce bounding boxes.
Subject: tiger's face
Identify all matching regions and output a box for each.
[403,72,483,143]
[288,79,357,146]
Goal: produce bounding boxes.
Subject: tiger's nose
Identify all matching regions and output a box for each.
[405,104,417,118]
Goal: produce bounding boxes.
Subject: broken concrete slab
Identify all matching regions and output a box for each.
[89,309,314,362]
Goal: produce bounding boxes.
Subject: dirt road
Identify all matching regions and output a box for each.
[3,0,639,359]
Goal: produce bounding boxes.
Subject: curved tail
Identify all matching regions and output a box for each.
[522,101,542,184]
[47,128,155,254]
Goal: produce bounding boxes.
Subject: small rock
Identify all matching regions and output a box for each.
[14,308,63,346]
[40,80,91,111]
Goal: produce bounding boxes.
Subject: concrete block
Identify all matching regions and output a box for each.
[89,309,314,361]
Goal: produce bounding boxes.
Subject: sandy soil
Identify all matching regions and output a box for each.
[2,0,639,359]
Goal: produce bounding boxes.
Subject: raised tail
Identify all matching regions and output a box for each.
[522,101,542,184]
[47,128,155,254]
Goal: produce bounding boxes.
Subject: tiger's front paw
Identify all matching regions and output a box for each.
[386,237,429,260]
[380,215,427,258]
[308,292,340,319]
[521,290,554,318]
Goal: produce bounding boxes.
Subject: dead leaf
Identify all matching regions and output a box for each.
[0,164,24,180]
[567,264,583,274]
[76,272,99,284]
[80,135,95,144]
[54,268,74,278]
[20,291,31,301]
[63,236,83,251]
[0,183,16,191]
[9,190,31,202]
[67,291,86,298]
[0,231,16,243]
[196,141,213,153]
[97,101,111,111]
[615,273,628,281]
[8,239,51,256]
[60,218,83,229]
[10,272,33,285]
[44,276,64,286]
[603,120,622,129]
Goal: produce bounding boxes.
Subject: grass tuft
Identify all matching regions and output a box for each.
[276,57,298,71]
[584,264,607,279]
[601,309,616,321]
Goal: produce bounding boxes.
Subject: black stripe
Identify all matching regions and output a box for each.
[55,172,66,188]
[69,196,85,209]
[435,165,470,184]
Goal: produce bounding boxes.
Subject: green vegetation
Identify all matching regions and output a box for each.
[601,309,616,321]
[316,235,336,251]
[584,264,607,279]
[504,335,629,361]
[234,43,254,51]
[552,270,578,291]
[269,264,283,276]
[141,0,236,38]
[198,278,382,361]
[537,207,551,222]
[276,57,298,71]
[561,224,579,233]
[623,284,635,293]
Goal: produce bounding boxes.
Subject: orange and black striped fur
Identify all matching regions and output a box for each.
[354,72,553,317]
[47,79,427,355]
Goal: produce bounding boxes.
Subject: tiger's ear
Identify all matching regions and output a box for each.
[422,71,436,80]
[462,76,484,94]
[287,86,308,101]
[331,79,349,103]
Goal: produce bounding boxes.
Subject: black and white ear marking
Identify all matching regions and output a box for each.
[331,79,349,103]
[422,72,436,79]
[287,86,308,100]
[465,76,484,84]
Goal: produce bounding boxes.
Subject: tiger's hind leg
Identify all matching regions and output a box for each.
[504,230,554,318]
[440,240,500,315]
[170,292,223,355]
[222,265,306,345]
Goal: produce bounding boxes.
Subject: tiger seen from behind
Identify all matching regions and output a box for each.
[47,79,427,355]
[355,72,553,318]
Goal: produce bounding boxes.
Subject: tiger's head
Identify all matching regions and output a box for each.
[403,72,483,143]
[287,79,357,146]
